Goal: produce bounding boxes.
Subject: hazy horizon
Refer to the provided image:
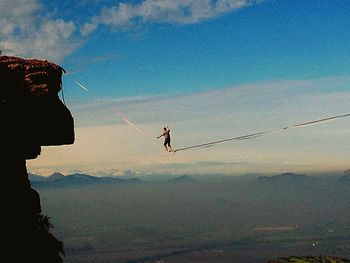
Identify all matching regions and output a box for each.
[28,75,350,176]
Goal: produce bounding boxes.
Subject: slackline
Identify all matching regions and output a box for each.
[173,113,350,153]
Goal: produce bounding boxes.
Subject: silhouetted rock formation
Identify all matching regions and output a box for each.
[1,55,74,262]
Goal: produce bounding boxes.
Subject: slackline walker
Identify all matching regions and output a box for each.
[173,113,350,153]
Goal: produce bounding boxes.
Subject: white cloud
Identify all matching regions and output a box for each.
[0,0,80,62]
[81,0,264,35]
[0,0,264,60]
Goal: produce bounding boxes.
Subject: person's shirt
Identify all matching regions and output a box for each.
[163,129,170,139]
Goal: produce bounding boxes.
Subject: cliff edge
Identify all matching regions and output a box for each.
[1,55,74,262]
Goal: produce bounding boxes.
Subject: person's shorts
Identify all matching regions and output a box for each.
[164,138,171,146]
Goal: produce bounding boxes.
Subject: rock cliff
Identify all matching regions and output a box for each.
[1,55,74,262]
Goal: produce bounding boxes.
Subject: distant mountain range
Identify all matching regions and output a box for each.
[29,172,141,188]
[29,173,200,188]
[29,171,349,188]
[256,172,312,184]
[168,175,196,183]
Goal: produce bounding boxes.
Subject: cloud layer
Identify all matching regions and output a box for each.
[0,0,81,62]
[82,0,262,35]
[0,0,264,61]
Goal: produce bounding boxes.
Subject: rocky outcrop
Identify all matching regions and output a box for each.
[1,55,74,262]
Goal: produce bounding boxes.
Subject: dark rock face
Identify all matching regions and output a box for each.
[1,56,74,158]
[1,56,74,262]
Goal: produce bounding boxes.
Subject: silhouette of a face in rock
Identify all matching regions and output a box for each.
[1,56,75,159]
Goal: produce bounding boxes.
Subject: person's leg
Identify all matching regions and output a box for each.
[167,140,172,151]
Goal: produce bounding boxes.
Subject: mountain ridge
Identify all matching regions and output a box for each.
[257,172,311,181]
[168,175,195,183]
[30,172,141,187]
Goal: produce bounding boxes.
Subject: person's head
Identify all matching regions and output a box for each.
[163,127,167,131]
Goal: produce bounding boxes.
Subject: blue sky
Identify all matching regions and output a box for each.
[2,0,349,176]
[60,0,350,99]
